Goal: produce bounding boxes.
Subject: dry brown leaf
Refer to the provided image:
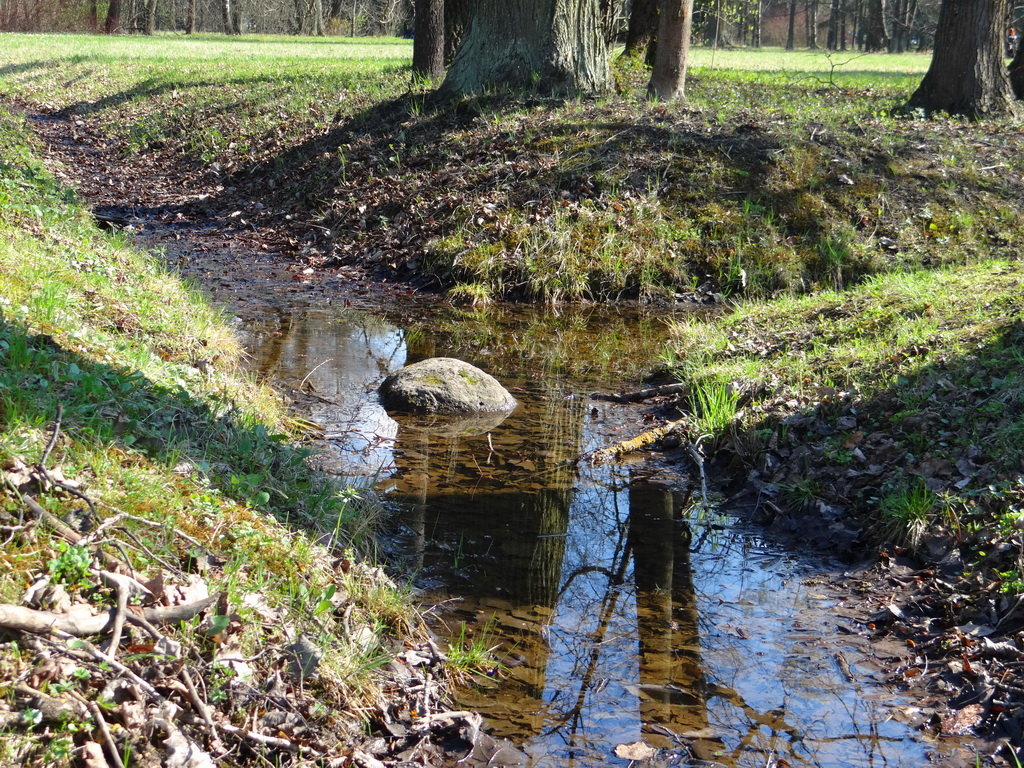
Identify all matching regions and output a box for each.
[613,741,657,761]
[940,703,984,736]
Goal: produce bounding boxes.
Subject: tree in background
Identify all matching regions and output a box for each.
[145,0,158,32]
[440,0,610,97]
[105,0,123,31]
[412,0,443,77]
[647,0,694,99]
[905,0,1016,117]
[623,0,659,63]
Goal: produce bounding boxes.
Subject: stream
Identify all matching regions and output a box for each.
[185,249,970,768]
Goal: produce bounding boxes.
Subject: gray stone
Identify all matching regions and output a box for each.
[378,358,517,415]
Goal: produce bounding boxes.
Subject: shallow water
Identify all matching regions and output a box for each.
[228,291,967,767]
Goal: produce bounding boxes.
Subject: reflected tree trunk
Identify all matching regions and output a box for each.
[629,483,707,742]
[626,487,708,745]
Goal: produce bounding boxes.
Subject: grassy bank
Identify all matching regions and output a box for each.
[4,34,1022,304]
[663,255,1024,602]
[0,104,414,765]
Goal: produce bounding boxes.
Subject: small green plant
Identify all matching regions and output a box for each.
[446,619,503,680]
[47,542,93,590]
[690,380,741,436]
[879,480,937,547]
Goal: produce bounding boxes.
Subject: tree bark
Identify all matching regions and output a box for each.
[145,0,157,33]
[1009,26,1024,97]
[104,0,122,32]
[863,0,888,49]
[441,0,610,97]
[444,0,474,62]
[647,0,693,101]
[186,0,197,33]
[623,0,659,64]
[413,0,444,77]
[786,0,797,48]
[906,0,1017,117]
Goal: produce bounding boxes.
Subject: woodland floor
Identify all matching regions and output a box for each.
[14,98,1024,767]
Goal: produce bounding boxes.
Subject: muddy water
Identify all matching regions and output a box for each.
[227,288,967,768]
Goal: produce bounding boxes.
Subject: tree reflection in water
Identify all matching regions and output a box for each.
[234,300,968,768]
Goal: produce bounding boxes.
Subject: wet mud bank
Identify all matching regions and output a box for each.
[21,106,995,767]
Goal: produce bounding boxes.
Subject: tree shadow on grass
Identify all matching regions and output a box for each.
[739,311,1024,562]
[0,316,348,540]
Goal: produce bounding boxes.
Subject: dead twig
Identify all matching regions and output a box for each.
[85,698,127,768]
[0,594,217,636]
[590,383,689,403]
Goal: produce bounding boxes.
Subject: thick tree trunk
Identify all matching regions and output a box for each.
[413,0,444,77]
[807,0,818,47]
[863,0,888,49]
[647,0,693,101]
[906,0,1017,117]
[441,0,610,97]
[104,0,122,32]
[444,0,474,62]
[145,0,157,33]
[88,0,99,29]
[186,0,197,33]
[623,0,658,64]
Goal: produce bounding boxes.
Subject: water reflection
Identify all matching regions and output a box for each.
[235,300,966,768]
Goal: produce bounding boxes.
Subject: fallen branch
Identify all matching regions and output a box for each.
[0,595,218,636]
[590,383,689,403]
[582,419,687,465]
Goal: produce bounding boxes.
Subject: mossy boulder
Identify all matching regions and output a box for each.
[378,357,517,415]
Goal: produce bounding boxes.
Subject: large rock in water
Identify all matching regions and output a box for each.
[378,358,517,415]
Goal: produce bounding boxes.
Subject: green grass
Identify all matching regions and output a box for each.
[0,101,413,765]
[663,256,1024,582]
[5,34,1014,304]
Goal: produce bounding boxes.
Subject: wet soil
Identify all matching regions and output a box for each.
[18,103,1012,767]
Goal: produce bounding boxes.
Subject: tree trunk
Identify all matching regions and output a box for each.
[647,0,693,101]
[599,0,618,42]
[441,0,610,97]
[863,0,888,49]
[186,0,197,32]
[145,0,157,33]
[623,0,659,63]
[840,0,848,48]
[906,0,1017,117]
[1009,24,1024,96]
[444,0,474,62]
[807,0,818,47]
[104,0,122,32]
[827,0,840,47]
[222,0,233,32]
[310,0,325,34]
[786,0,797,48]
[88,0,99,29]
[412,0,444,77]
